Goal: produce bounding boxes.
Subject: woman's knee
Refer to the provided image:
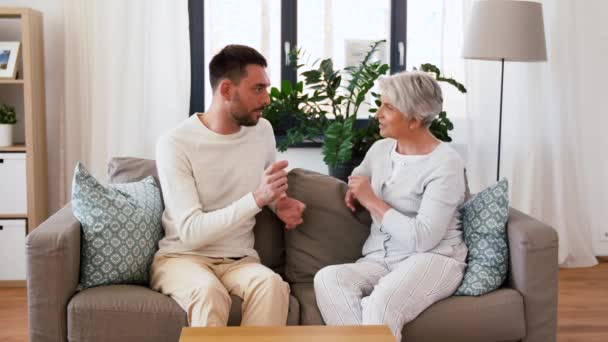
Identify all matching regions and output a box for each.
[361,288,390,319]
[313,265,341,293]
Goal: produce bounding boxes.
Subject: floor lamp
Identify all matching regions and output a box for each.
[462,0,547,181]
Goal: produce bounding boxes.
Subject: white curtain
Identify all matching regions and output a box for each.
[442,0,607,267]
[60,0,190,202]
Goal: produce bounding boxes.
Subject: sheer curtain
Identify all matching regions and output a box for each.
[442,0,606,267]
[60,0,190,202]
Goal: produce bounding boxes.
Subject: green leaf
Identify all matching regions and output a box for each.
[322,116,356,167]
[281,80,292,95]
[270,87,280,98]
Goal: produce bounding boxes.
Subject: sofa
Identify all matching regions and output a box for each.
[26,158,559,342]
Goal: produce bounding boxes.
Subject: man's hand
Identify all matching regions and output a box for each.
[347,175,376,208]
[253,160,289,208]
[276,196,306,229]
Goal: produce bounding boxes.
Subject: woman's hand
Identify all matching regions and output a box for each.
[345,189,357,212]
[348,175,391,220]
[347,176,376,207]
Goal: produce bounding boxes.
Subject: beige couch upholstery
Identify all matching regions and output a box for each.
[26,158,559,342]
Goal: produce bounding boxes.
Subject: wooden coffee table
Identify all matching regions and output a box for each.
[179,325,395,342]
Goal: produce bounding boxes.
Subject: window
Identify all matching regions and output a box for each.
[297,0,391,119]
[406,0,444,69]
[202,0,281,110]
[188,0,407,117]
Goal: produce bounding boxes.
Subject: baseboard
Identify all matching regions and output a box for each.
[0,280,26,287]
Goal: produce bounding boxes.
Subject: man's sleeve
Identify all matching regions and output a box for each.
[263,120,279,213]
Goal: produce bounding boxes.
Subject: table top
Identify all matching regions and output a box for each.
[179,325,395,342]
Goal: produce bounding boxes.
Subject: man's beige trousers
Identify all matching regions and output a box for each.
[150,254,289,327]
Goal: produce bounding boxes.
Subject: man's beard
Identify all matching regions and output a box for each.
[230,110,259,127]
[229,92,263,127]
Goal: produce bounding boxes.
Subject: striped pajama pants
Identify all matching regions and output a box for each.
[313,253,465,342]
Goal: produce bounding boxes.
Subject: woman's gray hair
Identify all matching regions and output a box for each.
[378,71,443,126]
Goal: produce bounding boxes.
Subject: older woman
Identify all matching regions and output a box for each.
[314,71,467,341]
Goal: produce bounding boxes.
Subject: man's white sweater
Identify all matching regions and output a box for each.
[155,114,276,259]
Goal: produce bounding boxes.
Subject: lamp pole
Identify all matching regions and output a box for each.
[497,58,505,182]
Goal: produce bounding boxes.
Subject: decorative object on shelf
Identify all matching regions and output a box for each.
[0,103,17,147]
[265,40,466,181]
[0,41,20,79]
[463,0,547,181]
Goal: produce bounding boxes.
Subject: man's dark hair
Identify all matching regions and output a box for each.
[209,45,267,91]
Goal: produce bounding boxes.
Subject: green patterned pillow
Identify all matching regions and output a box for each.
[71,162,164,289]
[455,179,509,296]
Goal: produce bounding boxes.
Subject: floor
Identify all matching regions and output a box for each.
[556,257,608,342]
[0,258,607,341]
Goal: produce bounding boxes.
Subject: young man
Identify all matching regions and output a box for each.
[151,45,306,327]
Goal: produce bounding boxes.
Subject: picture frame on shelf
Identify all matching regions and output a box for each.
[0,42,21,79]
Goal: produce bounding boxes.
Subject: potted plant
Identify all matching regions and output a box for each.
[264,41,467,181]
[0,103,17,147]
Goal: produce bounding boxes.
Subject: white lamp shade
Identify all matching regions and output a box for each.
[463,0,547,61]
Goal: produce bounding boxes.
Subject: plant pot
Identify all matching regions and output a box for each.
[328,156,364,183]
[0,124,13,147]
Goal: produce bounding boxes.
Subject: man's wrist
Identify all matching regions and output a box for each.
[253,189,265,208]
[268,198,278,213]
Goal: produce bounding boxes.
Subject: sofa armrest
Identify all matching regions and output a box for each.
[507,208,559,342]
[26,203,81,342]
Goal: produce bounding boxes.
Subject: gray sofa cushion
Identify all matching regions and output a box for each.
[284,169,372,283]
[107,157,159,186]
[290,282,525,342]
[253,208,286,277]
[67,285,186,342]
[106,157,286,277]
[403,288,526,342]
[68,284,300,341]
[290,283,324,325]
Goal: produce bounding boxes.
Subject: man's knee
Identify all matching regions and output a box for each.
[183,283,232,327]
[189,282,231,304]
[255,273,289,295]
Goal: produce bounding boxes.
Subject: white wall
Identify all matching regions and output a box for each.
[279,148,327,175]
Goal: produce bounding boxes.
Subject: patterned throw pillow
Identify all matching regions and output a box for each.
[455,179,509,296]
[71,162,164,289]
